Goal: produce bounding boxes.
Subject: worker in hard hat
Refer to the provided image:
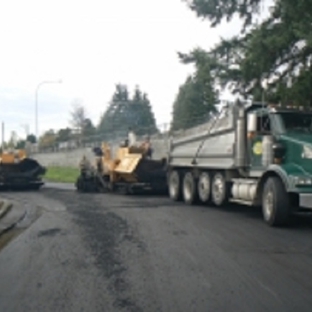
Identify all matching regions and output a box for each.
[79,155,91,173]
[141,135,153,159]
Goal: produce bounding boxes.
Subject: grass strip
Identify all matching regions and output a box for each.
[44,166,80,183]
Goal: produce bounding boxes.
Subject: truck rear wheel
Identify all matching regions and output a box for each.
[211,172,229,206]
[198,172,211,204]
[262,177,290,226]
[183,172,198,205]
[168,170,182,201]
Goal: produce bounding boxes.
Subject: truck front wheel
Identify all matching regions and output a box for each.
[262,177,290,226]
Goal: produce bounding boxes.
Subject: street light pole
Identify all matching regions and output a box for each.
[35,80,62,139]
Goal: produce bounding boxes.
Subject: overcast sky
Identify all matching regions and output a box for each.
[0,0,270,141]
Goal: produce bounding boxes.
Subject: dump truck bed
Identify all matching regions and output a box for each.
[169,107,237,169]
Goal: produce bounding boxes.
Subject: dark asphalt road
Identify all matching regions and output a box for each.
[0,187,312,312]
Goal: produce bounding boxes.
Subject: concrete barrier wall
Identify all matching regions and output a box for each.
[33,148,95,168]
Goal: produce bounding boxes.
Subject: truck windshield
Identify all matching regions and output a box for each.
[279,112,312,134]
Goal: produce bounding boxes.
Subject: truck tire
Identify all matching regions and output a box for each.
[211,172,229,206]
[183,172,198,205]
[198,172,211,204]
[262,177,290,226]
[168,170,182,201]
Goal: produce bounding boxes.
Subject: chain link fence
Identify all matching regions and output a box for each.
[32,123,171,154]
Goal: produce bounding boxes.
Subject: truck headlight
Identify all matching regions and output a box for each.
[302,145,312,159]
[290,175,312,186]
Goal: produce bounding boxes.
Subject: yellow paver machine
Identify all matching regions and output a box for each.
[75,143,168,194]
[0,149,46,190]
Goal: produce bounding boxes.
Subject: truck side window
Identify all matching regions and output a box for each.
[256,115,271,133]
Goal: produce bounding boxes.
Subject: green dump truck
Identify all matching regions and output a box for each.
[167,101,312,226]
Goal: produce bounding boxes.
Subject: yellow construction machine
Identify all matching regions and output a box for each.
[75,142,167,194]
[0,149,46,190]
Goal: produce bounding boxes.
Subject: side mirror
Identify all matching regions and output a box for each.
[247,113,257,132]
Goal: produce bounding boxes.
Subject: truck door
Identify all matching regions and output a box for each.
[248,112,272,169]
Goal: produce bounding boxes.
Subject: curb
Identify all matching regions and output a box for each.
[0,200,26,237]
[0,200,13,220]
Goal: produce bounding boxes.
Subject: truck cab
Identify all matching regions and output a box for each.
[246,105,312,224]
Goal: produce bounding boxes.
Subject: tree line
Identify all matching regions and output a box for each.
[39,84,158,149]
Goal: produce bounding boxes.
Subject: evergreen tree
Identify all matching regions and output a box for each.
[131,87,158,135]
[16,140,26,149]
[172,77,194,130]
[98,84,158,139]
[128,86,143,132]
[183,0,263,30]
[26,134,37,144]
[98,84,130,139]
[171,49,219,131]
[82,118,96,138]
[141,93,158,134]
